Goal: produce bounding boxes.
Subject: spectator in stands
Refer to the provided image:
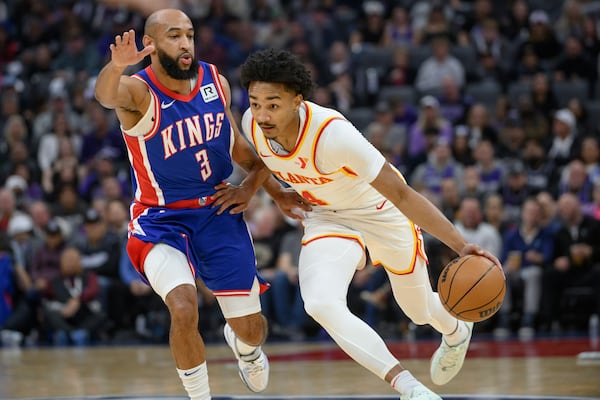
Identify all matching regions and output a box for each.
[105,199,129,240]
[382,46,414,87]
[27,200,52,241]
[42,246,106,346]
[37,111,82,184]
[581,15,600,61]
[415,33,465,92]
[0,115,29,181]
[79,102,124,167]
[382,5,415,47]
[455,196,502,256]
[512,44,544,82]
[51,26,101,77]
[470,18,511,78]
[536,191,562,235]
[0,188,26,235]
[547,108,581,171]
[517,95,549,143]
[410,137,464,195]
[51,185,85,238]
[439,177,462,221]
[451,125,474,166]
[356,0,386,46]
[500,160,530,225]
[530,73,558,120]
[79,147,130,204]
[516,10,560,62]
[415,4,452,45]
[438,76,473,125]
[32,79,82,143]
[495,198,553,339]
[462,166,485,202]
[73,208,122,331]
[465,103,498,147]
[540,193,600,332]
[407,95,453,168]
[473,139,504,194]
[522,138,558,196]
[483,193,513,236]
[268,222,306,340]
[42,137,80,198]
[558,159,593,207]
[553,36,596,86]
[554,0,585,42]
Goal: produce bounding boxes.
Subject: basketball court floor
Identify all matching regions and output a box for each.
[1,333,599,400]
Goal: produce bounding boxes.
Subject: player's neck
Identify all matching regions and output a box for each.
[278,113,302,152]
[151,64,193,95]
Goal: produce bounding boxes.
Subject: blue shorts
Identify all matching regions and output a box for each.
[127,205,261,294]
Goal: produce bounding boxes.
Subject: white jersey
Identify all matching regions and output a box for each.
[242,101,426,275]
[242,101,386,211]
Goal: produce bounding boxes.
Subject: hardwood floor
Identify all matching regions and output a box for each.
[1,337,599,399]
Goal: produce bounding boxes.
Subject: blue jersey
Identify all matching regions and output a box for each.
[122,63,265,295]
[124,62,233,206]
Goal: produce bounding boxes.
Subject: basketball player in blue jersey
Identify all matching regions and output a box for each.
[94,10,310,400]
[237,49,502,400]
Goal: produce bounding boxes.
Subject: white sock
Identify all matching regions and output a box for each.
[177,362,211,400]
[235,337,259,358]
[390,370,420,395]
[444,320,469,346]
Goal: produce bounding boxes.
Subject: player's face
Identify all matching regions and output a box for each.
[247,81,302,139]
[155,24,197,80]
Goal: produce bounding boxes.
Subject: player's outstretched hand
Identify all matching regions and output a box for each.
[270,188,312,220]
[110,29,155,68]
[459,243,502,271]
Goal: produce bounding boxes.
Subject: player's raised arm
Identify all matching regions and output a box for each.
[94,29,154,117]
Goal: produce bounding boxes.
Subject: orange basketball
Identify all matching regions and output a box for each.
[437,254,506,322]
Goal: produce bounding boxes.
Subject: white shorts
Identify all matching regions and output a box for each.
[302,204,427,274]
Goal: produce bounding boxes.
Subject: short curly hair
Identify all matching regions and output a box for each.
[240,49,314,99]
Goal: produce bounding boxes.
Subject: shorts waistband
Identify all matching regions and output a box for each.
[136,196,215,210]
[166,196,215,209]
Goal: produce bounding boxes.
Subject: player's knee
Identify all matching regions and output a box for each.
[166,285,198,328]
[401,299,433,326]
[303,297,342,323]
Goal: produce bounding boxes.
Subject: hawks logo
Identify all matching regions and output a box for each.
[295,157,309,169]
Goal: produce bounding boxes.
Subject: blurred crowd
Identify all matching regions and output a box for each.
[1,0,600,347]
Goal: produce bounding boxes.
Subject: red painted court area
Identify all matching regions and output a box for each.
[207,337,600,363]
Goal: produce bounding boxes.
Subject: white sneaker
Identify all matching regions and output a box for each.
[400,385,442,400]
[223,323,269,392]
[430,321,473,385]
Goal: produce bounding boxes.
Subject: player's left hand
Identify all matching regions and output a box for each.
[212,182,254,215]
[459,243,502,271]
[271,187,312,220]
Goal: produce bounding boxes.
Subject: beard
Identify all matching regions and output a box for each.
[157,48,198,80]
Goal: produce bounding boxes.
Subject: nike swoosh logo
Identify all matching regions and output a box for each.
[184,367,201,376]
[161,99,176,109]
[376,200,387,210]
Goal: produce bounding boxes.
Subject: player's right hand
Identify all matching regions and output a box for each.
[110,29,155,68]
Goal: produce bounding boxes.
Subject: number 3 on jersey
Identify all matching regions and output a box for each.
[195,149,212,180]
[301,190,328,206]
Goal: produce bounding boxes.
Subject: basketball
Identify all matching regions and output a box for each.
[437,254,506,322]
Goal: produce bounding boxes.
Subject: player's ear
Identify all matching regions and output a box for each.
[142,35,155,50]
[294,94,303,110]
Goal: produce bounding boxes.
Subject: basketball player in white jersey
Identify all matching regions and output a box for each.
[236,49,501,400]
